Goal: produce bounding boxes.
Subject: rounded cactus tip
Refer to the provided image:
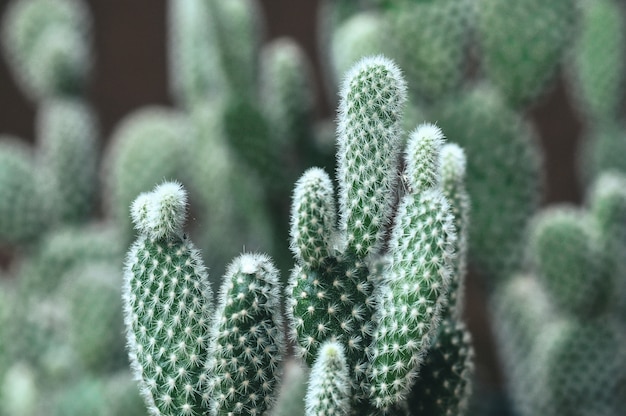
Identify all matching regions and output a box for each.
[440,143,467,179]
[227,252,279,282]
[342,53,407,94]
[130,181,188,239]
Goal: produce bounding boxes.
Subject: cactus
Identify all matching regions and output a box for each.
[476,0,577,108]
[493,171,626,416]
[568,0,625,123]
[528,206,608,317]
[287,56,473,414]
[305,341,351,416]
[123,182,213,415]
[207,253,284,416]
[433,84,543,284]
[36,98,98,225]
[1,0,91,100]
[0,138,45,245]
[405,318,474,416]
[65,262,127,374]
[381,0,470,104]
[167,0,225,108]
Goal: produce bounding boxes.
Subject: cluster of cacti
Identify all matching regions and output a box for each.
[2,1,626,415]
[121,56,474,416]
[491,171,626,416]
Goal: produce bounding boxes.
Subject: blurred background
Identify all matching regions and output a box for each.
[1,0,623,415]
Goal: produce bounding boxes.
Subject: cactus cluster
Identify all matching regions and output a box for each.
[492,171,626,416]
[120,56,474,416]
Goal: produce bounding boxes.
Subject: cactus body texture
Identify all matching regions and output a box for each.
[123,183,213,416]
[369,189,456,409]
[529,207,608,317]
[207,253,284,416]
[406,318,473,416]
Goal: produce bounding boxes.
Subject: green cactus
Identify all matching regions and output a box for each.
[287,57,472,414]
[439,143,470,319]
[205,0,260,100]
[1,0,91,100]
[476,0,577,107]
[0,138,45,245]
[405,318,474,416]
[533,319,626,416]
[580,120,626,183]
[36,98,98,225]
[260,37,317,164]
[528,206,608,317]
[589,171,626,313]
[103,107,191,241]
[123,182,213,415]
[337,56,406,258]
[433,84,543,284]
[305,341,351,416]
[569,0,625,123]
[167,0,225,108]
[64,262,127,374]
[381,0,470,104]
[207,253,284,416]
[369,138,456,408]
[489,274,557,416]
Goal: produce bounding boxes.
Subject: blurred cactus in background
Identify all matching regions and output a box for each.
[1,0,625,415]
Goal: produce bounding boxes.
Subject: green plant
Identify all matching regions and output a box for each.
[287,56,473,414]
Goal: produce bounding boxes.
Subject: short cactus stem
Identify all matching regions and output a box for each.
[123,182,213,416]
[207,253,284,416]
[305,341,351,416]
[337,55,407,258]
